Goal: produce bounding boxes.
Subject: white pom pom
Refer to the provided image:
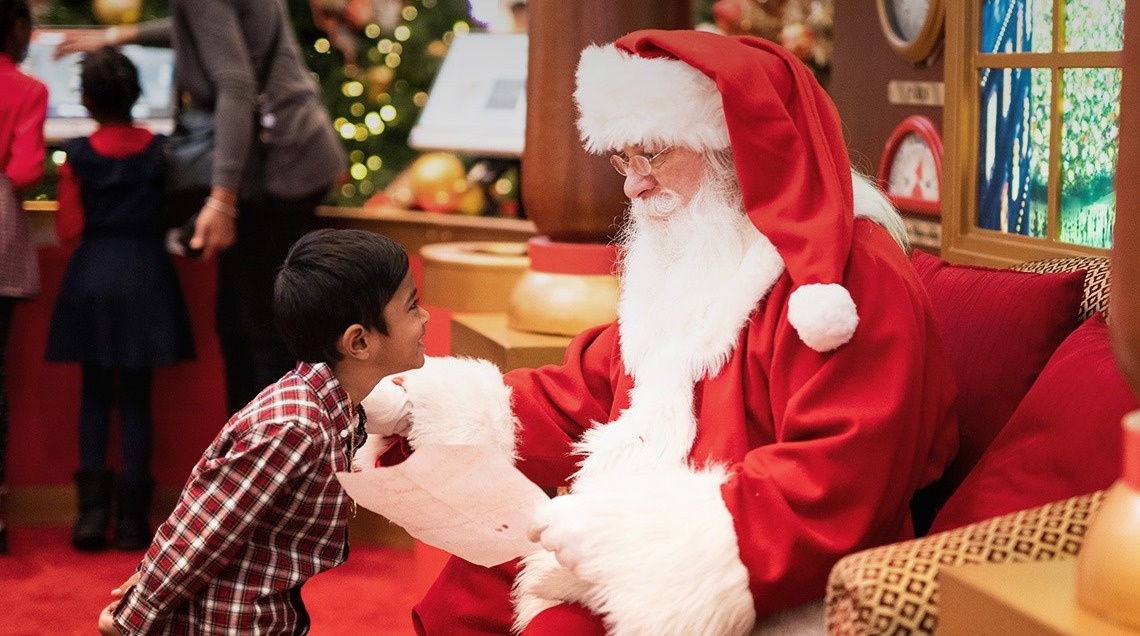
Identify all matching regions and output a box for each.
[786,283,858,352]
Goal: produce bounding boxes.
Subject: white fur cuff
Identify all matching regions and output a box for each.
[400,356,519,461]
[514,466,756,635]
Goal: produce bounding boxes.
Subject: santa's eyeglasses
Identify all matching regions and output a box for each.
[610,147,674,177]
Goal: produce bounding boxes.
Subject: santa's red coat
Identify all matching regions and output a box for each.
[400,220,958,634]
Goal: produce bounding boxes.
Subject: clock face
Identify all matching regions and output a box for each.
[888,0,932,43]
[887,133,939,202]
[877,0,943,62]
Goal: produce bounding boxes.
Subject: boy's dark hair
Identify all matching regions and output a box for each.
[80,46,141,123]
[275,228,410,365]
[1,0,31,58]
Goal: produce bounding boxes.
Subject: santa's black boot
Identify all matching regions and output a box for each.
[114,478,153,551]
[72,469,113,551]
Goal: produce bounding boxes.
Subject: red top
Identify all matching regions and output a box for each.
[0,54,48,191]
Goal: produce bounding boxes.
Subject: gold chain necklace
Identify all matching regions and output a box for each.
[346,407,361,518]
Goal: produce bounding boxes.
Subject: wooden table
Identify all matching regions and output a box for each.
[450,312,572,371]
[939,559,1139,635]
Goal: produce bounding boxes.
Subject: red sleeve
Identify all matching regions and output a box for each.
[55,161,85,246]
[5,81,47,191]
[724,229,959,615]
[504,324,624,488]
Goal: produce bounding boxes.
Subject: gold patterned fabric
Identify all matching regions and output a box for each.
[825,490,1105,635]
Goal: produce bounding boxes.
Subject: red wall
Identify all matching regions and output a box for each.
[6,245,450,490]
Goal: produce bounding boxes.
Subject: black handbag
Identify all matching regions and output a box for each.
[163,6,281,237]
[165,107,214,197]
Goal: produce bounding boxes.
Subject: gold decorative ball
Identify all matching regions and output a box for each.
[409,152,467,213]
[455,185,487,216]
[93,0,142,25]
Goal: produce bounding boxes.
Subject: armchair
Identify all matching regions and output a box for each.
[825,253,1138,635]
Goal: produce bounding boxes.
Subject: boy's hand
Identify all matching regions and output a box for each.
[362,376,412,437]
[97,604,123,636]
[97,572,138,636]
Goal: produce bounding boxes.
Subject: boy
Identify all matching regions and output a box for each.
[98,228,429,635]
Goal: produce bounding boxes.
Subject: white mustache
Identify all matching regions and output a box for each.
[634,190,683,219]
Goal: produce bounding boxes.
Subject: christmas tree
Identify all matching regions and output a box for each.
[297,0,475,207]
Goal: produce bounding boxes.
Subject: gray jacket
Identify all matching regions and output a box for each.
[137,0,346,199]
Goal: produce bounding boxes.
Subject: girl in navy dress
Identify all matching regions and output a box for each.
[46,47,194,552]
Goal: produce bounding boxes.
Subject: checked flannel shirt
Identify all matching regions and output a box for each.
[113,362,366,634]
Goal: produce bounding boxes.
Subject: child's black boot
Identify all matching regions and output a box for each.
[72,469,113,551]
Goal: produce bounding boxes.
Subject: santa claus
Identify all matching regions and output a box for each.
[358,29,959,636]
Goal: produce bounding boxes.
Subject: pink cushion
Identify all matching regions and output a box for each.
[930,314,1137,532]
[909,250,1086,528]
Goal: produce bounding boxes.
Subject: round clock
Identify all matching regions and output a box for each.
[876,0,945,64]
[877,115,943,217]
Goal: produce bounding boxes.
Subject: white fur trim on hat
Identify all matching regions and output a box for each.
[786,283,859,352]
[574,44,730,154]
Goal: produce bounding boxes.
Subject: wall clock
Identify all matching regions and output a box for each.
[876,0,945,64]
[878,115,943,217]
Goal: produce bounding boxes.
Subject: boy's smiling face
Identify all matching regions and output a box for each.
[374,269,429,376]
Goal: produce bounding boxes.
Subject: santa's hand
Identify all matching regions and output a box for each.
[362,376,411,437]
[528,494,594,576]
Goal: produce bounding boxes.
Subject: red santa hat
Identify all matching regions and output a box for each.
[574,29,858,352]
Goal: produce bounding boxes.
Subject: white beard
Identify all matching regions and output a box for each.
[570,182,785,485]
[615,182,782,383]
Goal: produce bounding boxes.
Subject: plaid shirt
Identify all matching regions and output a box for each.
[114,362,365,634]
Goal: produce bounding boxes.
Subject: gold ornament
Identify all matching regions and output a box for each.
[93,0,142,25]
[408,152,467,213]
[455,185,487,216]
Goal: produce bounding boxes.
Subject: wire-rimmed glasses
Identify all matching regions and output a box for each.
[610,146,674,177]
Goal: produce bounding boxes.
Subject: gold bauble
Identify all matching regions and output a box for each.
[409,152,466,213]
[93,0,141,25]
[455,186,487,216]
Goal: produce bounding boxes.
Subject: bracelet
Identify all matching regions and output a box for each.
[204,197,238,219]
[105,26,121,45]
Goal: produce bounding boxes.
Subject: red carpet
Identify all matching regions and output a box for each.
[2,526,421,636]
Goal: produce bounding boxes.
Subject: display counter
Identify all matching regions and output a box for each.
[315,204,537,253]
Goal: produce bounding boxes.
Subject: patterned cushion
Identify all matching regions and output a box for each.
[825,490,1105,636]
[1013,255,1111,322]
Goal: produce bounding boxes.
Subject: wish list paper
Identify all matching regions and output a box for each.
[336,443,549,567]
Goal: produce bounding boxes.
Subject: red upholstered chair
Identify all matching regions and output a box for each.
[825,254,1130,635]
